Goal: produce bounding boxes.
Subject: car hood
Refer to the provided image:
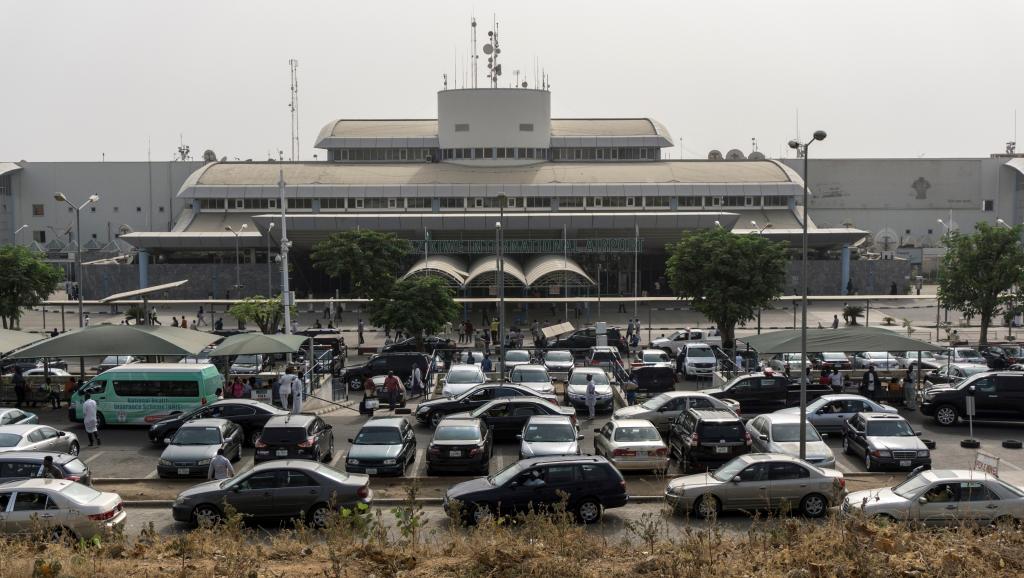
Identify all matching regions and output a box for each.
[160,444,220,461]
[772,407,802,416]
[650,338,672,347]
[177,479,228,501]
[685,357,716,364]
[347,443,404,460]
[613,405,651,420]
[845,487,907,512]
[666,472,720,494]
[446,476,495,501]
[768,441,833,461]
[699,387,726,397]
[520,440,579,457]
[565,383,613,396]
[512,380,554,394]
[870,436,927,451]
[545,361,574,370]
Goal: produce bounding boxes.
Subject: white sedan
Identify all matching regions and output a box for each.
[2,367,70,378]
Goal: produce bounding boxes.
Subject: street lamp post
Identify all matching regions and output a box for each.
[497,194,506,379]
[225,224,248,291]
[266,222,276,296]
[13,224,28,245]
[751,221,773,335]
[54,193,99,328]
[788,130,827,460]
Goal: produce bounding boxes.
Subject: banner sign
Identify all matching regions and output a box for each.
[409,238,643,255]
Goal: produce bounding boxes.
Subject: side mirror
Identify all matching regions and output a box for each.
[347,438,355,444]
[915,431,922,437]
[163,437,172,444]
[232,485,241,493]
[816,408,825,415]
[593,428,601,434]
[758,434,768,441]
[515,434,522,440]
[57,431,66,437]
[325,424,333,430]
[918,496,928,505]
[577,434,584,441]
[732,476,741,484]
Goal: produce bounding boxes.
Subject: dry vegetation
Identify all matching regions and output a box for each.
[6,497,1024,578]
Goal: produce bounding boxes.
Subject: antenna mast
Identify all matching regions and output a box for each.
[471,17,478,88]
[485,20,501,88]
[289,59,300,161]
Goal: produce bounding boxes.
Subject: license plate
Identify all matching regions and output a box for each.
[177,468,190,475]
[276,450,289,457]
[715,447,729,454]
[366,468,377,475]
[450,450,463,457]
[899,460,911,467]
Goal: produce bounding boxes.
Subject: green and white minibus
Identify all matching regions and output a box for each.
[68,363,224,426]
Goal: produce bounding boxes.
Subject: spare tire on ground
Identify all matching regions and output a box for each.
[922,439,936,450]
[1002,440,1023,449]
[961,439,981,449]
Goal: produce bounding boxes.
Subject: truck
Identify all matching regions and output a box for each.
[698,372,835,416]
[650,328,723,356]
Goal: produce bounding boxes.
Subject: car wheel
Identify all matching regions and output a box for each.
[842,437,852,455]
[470,502,493,525]
[96,412,107,428]
[695,495,720,519]
[864,453,874,472]
[800,493,828,518]
[192,504,223,527]
[349,378,362,392]
[428,412,444,429]
[308,503,331,529]
[934,405,959,427]
[67,441,80,456]
[49,526,76,544]
[576,498,602,524]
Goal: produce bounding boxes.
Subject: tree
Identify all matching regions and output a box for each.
[843,304,864,326]
[937,223,1024,344]
[369,277,460,351]
[0,246,63,329]
[228,296,295,334]
[665,228,789,355]
[311,230,412,298]
[124,304,147,325]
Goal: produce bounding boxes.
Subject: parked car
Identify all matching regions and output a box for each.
[923,363,990,386]
[811,352,853,371]
[842,413,931,471]
[842,468,1024,525]
[508,364,555,395]
[441,364,489,397]
[2,367,71,379]
[584,346,624,372]
[157,419,243,478]
[503,350,533,374]
[0,409,37,426]
[345,417,417,476]
[518,415,581,459]
[255,414,335,464]
[147,399,286,446]
[0,479,125,539]
[678,343,718,379]
[415,383,558,428]
[381,335,454,354]
[852,351,902,370]
[427,417,492,475]
[172,460,371,528]
[650,328,723,356]
[459,351,487,365]
[632,349,673,368]
[1,358,68,374]
[593,419,668,472]
[96,355,137,373]
[935,347,987,365]
[701,373,832,416]
[745,413,835,469]
[542,349,575,373]
[0,452,92,485]
[629,365,678,395]
[370,374,407,406]
[564,368,614,412]
[773,394,898,434]
[447,397,576,439]
[769,353,814,373]
[668,408,751,471]
[904,350,944,372]
[921,371,1024,426]
[977,345,1012,369]
[613,391,738,434]
[665,453,846,519]
[0,425,79,455]
[229,354,265,376]
[549,326,628,354]
[340,352,431,392]
[443,455,628,524]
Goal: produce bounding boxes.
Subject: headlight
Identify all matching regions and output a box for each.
[383,459,397,465]
[875,450,891,458]
[174,496,189,506]
[667,484,685,496]
[917,450,930,457]
[416,405,429,414]
[347,458,359,465]
[159,459,172,466]
[197,459,211,466]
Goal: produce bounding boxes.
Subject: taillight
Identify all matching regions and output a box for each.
[356,485,370,499]
[744,432,753,446]
[654,447,668,457]
[592,360,600,366]
[297,436,316,448]
[429,446,441,456]
[88,503,121,521]
[254,438,267,448]
[612,448,637,457]
[66,475,81,482]
[469,446,482,456]
[689,432,699,447]
[835,477,846,490]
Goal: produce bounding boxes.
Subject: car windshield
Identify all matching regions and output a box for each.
[546,351,572,362]
[568,371,609,385]
[433,425,481,442]
[613,426,661,442]
[822,353,847,361]
[489,461,525,486]
[960,366,989,376]
[957,349,983,359]
[866,420,915,437]
[523,423,576,442]
[60,483,102,504]
[505,351,530,362]
[771,423,821,442]
[234,355,259,365]
[892,473,932,499]
[712,457,751,481]
[643,352,668,362]
[0,433,22,447]
[447,370,482,384]
[866,352,894,359]
[355,427,402,445]
[688,347,713,357]
[640,393,671,410]
[512,369,548,382]
[172,427,222,445]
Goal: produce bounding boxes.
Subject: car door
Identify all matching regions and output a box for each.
[972,376,1009,418]
[38,427,65,452]
[996,374,1024,419]
[845,415,868,456]
[24,428,47,451]
[724,378,757,413]
[767,461,813,511]
[224,470,281,518]
[815,399,854,432]
[531,464,581,511]
[4,491,57,533]
[914,482,961,526]
[746,417,769,452]
[223,422,243,457]
[399,421,415,464]
[220,404,258,433]
[650,397,686,431]
[275,469,321,518]
[722,462,770,510]
[594,422,613,457]
[508,402,544,435]
[479,401,512,435]
[957,481,1004,523]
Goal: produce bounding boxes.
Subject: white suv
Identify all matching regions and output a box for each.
[679,343,717,379]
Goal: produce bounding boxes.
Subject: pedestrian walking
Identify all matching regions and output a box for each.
[831,315,839,329]
[83,312,90,326]
[230,377,245,399]
[197,306,208,326]
[585,374,597,419]
[634,318,642,338]
[829,368,844,392]
[12,367,26,407]
[734,353,744,372]
[38,455,64,479]
[243,378,254,399]
[862,365,880,400]
[82,394,100,446]
[278,368,295,411]
[207,448,235,480]
[358,319,365,345]
[626,319,635,339]
[292,375,305,415]
[410,364,424,397]
[490,318,499,343]
[383,371,401,411]
[45,378,61,409]
[624,377,638,406]
[481,354,493,373]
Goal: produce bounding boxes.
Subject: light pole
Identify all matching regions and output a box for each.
[751,221,772,335]
[278,171,292,336]
[497,194,506,379]
[788,129,827,460]
[266,222,275,296]
[225,224,248,291]
[996,218,1012,230]
[13,224,28,245]
[54,193,99,328]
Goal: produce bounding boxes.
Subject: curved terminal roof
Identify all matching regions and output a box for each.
[316,117,671,142]
[401,256,469,286]
[465,256,527,287]
[523,255,595,287]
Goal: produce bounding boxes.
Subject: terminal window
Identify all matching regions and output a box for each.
[32,231,45,243]
[454,123,470,132]
[519,123,534,132]
[31,204,44,216]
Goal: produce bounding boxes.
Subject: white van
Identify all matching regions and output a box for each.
[679,343,718,379]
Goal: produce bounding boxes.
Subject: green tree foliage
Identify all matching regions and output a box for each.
[228,296,295,334]
[369,277,460,351]
[311,230,412,298]
[938,222,1024,344]
[665,228,789,352]
[843,304,865,326]
[0,246,63,329]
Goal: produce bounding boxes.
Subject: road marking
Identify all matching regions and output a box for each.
[329,448,344,468]
[235,455,254,475]
[81,451,105,464]
[409,448,428,478]
[144,469,159,479]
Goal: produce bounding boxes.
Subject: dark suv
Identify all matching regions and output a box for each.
[340,352,431,391]
[668,408,751,472]
[550,327,627,355]
[921,371,1024,426]
[443,455,628,525]
[254,414,335,464]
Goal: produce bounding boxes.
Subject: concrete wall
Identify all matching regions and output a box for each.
[437,88,551,149]
[82,263,273,301]
[787,259,914,296]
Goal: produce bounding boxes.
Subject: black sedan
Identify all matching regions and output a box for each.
[381,336,455,354]
[148,399,286,446]
[345,417,417,476]
[427,417,493,475]
[447,397,577,439]
[255,414,335,464]
[414,383,560,429]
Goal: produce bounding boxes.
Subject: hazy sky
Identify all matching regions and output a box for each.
[2,0,1021,162]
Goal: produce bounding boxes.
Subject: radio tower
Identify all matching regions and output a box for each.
[289,59,300,161]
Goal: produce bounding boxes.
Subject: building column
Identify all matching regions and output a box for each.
[840,244,851,295]
[139,249,149,289]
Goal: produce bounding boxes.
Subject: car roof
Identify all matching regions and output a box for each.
[610,418,657,428]
[0,452,79,463]
[364,416,408,428]
[688,408,741,422]
[181,418,231,428]
[685,342,712,348]
[437,417,482,426]
[640,349,666,355]
[0,478,77,491]
[449,363,484,371]
[859,412,907,421]
[738,452,809,464]
[525,414,574,424]
[490,396,563,411]
[660,391,711,399]
[570,367,608,376]
[211,398,273,408]
[0,424,43,434]
[922,469,997,482]
[101,363,210,371]
[818,394,869,402]
[264,413,317,427]
[517,455,611,467]
[506,349,530,355]
[252,459,320,472]
[511,364,547,372]
[758,413,808,425]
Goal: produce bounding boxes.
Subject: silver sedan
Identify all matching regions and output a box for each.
[745,413,835,469]
[593,419,668,472]
[0,425,80,455]
[773,394,897,434]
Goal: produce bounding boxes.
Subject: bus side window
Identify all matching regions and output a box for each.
[83,380,105,395]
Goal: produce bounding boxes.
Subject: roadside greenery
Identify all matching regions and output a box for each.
[227,295,296,333]
[369,276,460,350]
[938,222,1024,344]
[311,230,411,298]
[0,245,63,329]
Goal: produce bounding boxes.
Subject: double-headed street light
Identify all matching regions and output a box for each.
[14,224,28,244]
[225,224,248,291]
[788,129,827,460]
[750,220,773,235]
[266,222,276,296]
[54,193,99,328]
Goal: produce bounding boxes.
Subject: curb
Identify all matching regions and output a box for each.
[122,496,669,509]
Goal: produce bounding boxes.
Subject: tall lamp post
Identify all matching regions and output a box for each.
[497,194,506,379]
[278,171,292,336]
[788,130,827,460]
[266,222,276,296]
[54,193,99,328]
[751,221,773,335]
[225,224,248,291]
[13,224,28,245]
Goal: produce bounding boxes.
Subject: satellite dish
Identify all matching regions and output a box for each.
[521,81,528,88]
[707,150,723,161]
[874,228,899,250]
[726,149,746,160]
[748,151,765,160]
[483,43,493,54]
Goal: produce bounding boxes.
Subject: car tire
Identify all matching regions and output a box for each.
[428,412,444,429]
[864,453,874,472]
[96,412,107,428]
[934,405,959,427]
[1003,440,1023,450]
[800,493,828,518]
[192,504,223,527]
[470,502,493,525]
[308,503,331,529]
[67,441,80,456]
[576,498,602,524]
[695,494,720,519]
[50,526,76,544]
